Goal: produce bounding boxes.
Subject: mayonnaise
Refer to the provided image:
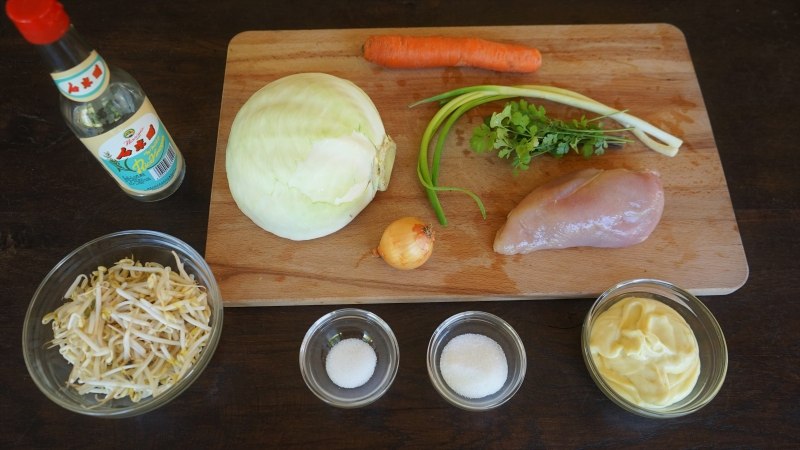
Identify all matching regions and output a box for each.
[589,297,700,408]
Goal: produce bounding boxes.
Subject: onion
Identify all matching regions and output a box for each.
[377,217,435,270]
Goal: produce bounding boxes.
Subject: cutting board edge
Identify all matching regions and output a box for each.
[218,281,751,308]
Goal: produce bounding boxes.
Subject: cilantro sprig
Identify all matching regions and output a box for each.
[470,99,633,172]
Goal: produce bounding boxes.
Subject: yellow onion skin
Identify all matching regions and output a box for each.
[377,217,435,270]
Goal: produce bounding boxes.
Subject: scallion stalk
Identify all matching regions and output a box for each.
[413,85,683,225]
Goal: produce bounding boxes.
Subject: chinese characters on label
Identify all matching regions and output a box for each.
[51,51,109,102]
[94,112,179,192]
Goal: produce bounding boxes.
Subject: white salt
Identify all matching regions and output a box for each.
[440,333,508,399]
[325,338,377,389]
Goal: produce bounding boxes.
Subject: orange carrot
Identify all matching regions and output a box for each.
[362,35,542,73]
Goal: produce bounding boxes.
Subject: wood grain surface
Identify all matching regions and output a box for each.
[206,24,748,306]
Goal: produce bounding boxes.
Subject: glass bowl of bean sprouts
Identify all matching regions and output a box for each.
[22,230,223,418]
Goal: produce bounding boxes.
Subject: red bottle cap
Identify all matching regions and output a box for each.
[6,0,71,45]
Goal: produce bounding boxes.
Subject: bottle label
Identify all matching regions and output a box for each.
[80,97,183,195]
[50,50,110,102]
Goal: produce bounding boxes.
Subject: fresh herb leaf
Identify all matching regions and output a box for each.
[470,100,633,172]
[469,123,495,153]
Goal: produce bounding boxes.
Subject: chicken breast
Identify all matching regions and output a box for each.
[494,168,664,255]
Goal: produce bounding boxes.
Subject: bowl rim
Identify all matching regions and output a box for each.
[298,307,400,408]
[22,229,224,418]
[426,310,527,411]
[581,278,728,418]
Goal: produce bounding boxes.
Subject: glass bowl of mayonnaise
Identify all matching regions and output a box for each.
[582,279,728,418]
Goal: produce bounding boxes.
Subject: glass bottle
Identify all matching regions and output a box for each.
[6,0,185,201]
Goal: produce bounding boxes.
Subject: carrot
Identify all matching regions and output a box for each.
[362,35,542,73]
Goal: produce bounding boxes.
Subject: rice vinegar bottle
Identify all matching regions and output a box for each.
[6,0,185,201]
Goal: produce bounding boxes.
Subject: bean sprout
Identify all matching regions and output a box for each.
[42,252,212,405]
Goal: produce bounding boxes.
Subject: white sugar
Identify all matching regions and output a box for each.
[440,333,508,399]
[325,338,377,389]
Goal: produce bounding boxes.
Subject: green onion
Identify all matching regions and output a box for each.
[412,85,683,226]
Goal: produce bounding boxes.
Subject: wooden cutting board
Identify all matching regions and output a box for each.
[206,24,748,307]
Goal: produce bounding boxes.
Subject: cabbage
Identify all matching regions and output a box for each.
[226,73,396,240]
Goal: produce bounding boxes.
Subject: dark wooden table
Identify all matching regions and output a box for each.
[2,1,798,448]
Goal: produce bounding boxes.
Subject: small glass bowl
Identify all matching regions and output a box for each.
[22,230,224,418]
[582,279,728,418]
[299,308,399,408]
[427,311,527,411]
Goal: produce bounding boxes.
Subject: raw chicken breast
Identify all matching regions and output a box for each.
[494,168,664,255]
